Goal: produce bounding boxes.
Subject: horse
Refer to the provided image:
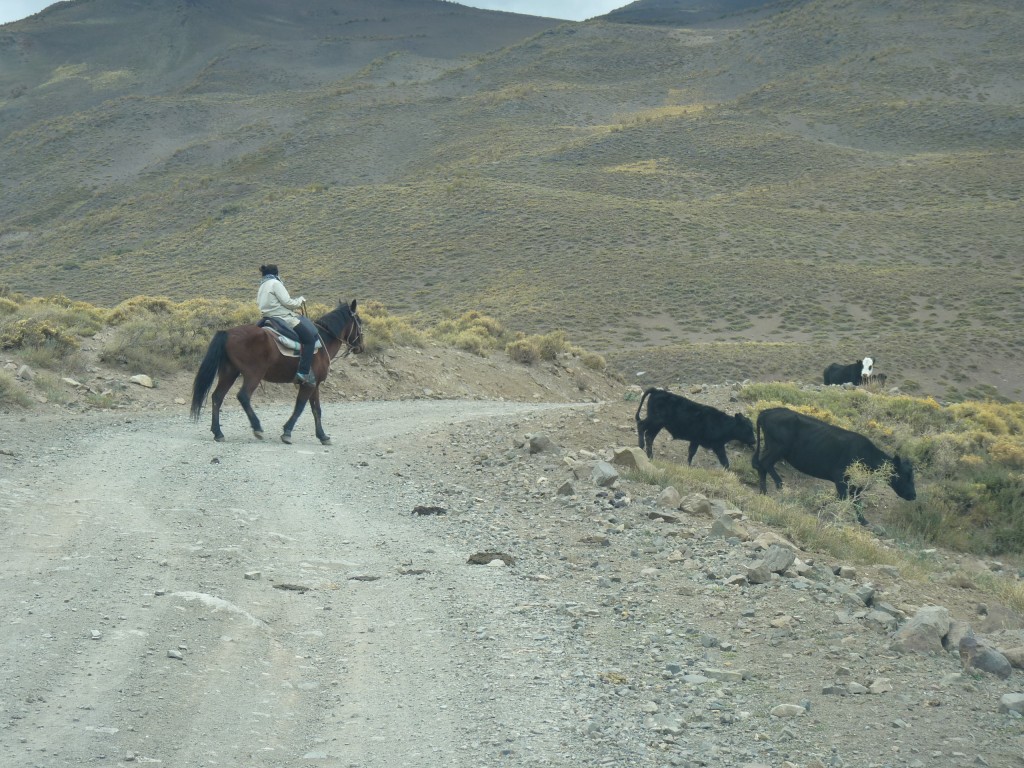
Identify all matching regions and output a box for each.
[190,300,364,444]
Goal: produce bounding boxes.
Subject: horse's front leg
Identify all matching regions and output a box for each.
[281,388,311,444]
[309,387,330,445]
[237,375,264,439]
[210,369,240,442]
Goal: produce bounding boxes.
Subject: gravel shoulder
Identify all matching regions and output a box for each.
[2,346,1024,767]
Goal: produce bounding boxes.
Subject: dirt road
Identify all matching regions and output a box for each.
[0,400,595,768]
[4,393,1024,768]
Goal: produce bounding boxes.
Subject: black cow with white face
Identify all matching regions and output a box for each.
[635,388,756,467]
[824,357,873,386]
[752,407,916,521]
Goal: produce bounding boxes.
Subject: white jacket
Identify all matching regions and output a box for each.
[257,277,304,328]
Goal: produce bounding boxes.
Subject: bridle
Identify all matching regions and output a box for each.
[315,311,363,360]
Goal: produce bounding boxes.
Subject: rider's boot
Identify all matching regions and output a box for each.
[295,344,316,387]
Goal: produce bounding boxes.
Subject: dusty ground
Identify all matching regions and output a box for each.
[2,342,1024,767]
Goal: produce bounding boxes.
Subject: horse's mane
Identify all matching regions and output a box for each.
[315,302,355,341]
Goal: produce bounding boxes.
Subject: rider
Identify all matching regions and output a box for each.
[257,264,319,387]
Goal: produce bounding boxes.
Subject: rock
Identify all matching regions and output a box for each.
[17,364,34,381]
[762,544,796,574]
[556,480,576,496]
[611,446,653,472]
[467,551,515,566]
[709,515,750,541]
[1001,647,1024,669]
[129,373,154,388]
[753,532,798,552]
[746,561,772,584]
[869,678,894,694]
[528,434,559,454]
[971,646,1013,679]
[890,606,951,655]
[590,461,619,487]
[656,485,681,508]
[1000,693,1024,715]
[679,493,713,516]
[770,704,806,718]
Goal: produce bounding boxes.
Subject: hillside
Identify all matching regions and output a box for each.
[0,0,1022,400]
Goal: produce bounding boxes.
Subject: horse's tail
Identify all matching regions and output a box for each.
[190,331,228,420]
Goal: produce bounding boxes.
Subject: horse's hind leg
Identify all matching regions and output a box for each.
[210,369,240,442]
[281,390,312,444]
[309,387,330,446]
[236,375,265,439]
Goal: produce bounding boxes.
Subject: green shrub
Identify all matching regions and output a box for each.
[0,370,32,408]
[506,337,539,364]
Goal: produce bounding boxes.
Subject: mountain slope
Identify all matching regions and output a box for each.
[0,0,1021,399]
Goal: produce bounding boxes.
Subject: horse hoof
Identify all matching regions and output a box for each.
[214,435,225,443]
[320,437,332,446]
[281,433,292,445]
[253,431,264,440]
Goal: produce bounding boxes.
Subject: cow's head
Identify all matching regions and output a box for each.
[861,357,874,378]
[889,454,916,501]
[733,413,756,447]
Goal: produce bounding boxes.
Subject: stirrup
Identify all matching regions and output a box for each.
[295,371,317,387]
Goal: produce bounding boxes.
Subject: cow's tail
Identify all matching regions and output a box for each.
[751,412,764,470]
[634,387,654,451]
[634,387,653,424]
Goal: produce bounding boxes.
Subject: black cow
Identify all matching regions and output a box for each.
[635,388,756,467]
[752,407,916,521]
[824,357,873,386]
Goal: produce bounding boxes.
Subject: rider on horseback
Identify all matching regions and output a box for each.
[257,264,319,387]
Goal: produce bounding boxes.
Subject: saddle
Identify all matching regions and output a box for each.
[258,318,321,357]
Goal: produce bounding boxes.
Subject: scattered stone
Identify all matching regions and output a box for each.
[528,434,559,454]
[770,704,806,718]
[869,678,894,694]
[556,480,575,496]
[656,485,681,509]
[1000,693,1024,715]
[971,646,1013,679]
[890,605,951,654]
[167,650,184,660]
[590,461,619,488]
[611,446,653,472]
[273,583,312,592]
[468,551,515,566]
[709,514,750,541]
[679,493,713,516]
[244,571,261,580]
[411,505,447,515]
[129,374,154,388]
[762,544,797,574]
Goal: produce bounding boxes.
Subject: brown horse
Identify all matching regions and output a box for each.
[190,300,363,444]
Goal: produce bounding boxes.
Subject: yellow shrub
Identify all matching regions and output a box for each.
[989,438,1024,469]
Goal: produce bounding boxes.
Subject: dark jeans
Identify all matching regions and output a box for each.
[294,316,318,374]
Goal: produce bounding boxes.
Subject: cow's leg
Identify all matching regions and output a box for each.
[636,418,648,451]
[642,426,662,459]
[754,447,784,492]
[710,444,730,469]
[686,442,699,465]
[839,482,870,525]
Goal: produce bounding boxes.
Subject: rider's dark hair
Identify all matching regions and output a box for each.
[260,264,279,277]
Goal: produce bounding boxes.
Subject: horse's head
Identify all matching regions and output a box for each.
[318,300,364,356]
[343,300,364,355]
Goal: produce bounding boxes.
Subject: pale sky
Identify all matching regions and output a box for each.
[0,1,628,26]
